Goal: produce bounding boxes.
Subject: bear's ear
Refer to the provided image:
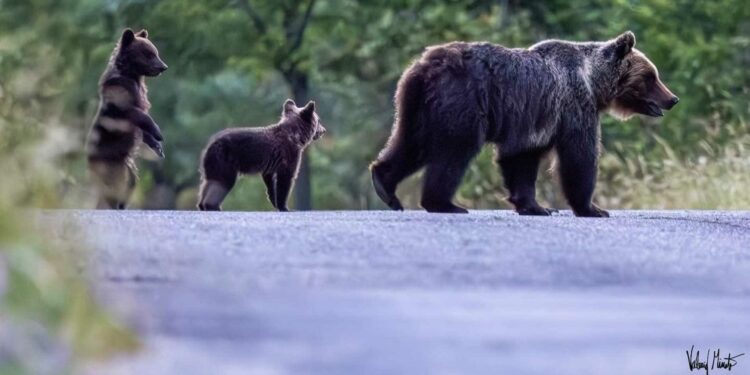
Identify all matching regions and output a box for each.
[282,99,297,115]
[137,29,148,38]
[609,31,636,60]
[120,28,136,47]
[300,101,316,121]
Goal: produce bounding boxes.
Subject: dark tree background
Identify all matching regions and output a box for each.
[1,0,749,210]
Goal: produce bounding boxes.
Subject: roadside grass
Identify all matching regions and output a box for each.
[0,120,138,374]
[598,135,750,209]
[453,134,750,211]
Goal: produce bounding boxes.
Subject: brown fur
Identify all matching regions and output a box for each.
[371,31,678,217]
[86,28,168,209]
[197,100,326,211]
[609,50,678,120]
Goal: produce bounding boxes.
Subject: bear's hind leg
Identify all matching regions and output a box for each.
[498,149,555,216]
[420,148,479,214]
[371,149,425,211]
[96,197,118,209]
[198,177,235,211]
[89,159,135,210]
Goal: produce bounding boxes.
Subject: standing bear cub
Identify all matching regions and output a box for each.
[87,28,168,209]
[371,31,678,217]
[198,99,326,211]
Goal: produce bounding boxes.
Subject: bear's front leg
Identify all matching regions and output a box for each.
[556,125,610,218]
[498,148,556,216]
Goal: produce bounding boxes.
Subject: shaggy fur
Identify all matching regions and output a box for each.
[371,31,678,217]
[86,28,168,209]
[197,100,326,211]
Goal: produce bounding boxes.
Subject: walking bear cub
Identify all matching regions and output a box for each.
[198,99,326,211]
[87,28,168,209]
[371,31,678,217]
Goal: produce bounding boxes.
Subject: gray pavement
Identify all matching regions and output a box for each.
[40,210,750,375]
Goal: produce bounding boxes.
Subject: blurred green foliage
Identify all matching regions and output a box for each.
[1,0,748,211]
[0,84,138,374]
[1,4,140,371]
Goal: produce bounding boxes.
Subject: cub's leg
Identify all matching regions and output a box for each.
[274,163,300,212]
[89,159,136,210]
[497,148,556,216]
[97,197,119,210]
[120,161,137,209]
[198,176,235,211]
[556,128,609,218]
[371,146,425,211]
[420,144,480,214]
[262,173,277,209]
[142,132,165,158]
[99,97,164,154]
[122,107,164,143]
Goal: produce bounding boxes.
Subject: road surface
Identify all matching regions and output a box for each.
[40,210,750,375]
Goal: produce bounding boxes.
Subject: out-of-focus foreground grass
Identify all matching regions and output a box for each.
[0,101,138,374]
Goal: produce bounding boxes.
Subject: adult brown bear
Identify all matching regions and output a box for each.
[371,32,678,217]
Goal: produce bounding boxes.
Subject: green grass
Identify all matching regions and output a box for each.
[598,135,750,209]
[0,122,138,374]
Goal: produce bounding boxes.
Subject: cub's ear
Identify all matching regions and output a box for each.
[300,101,316,121]
[282,99,297,115]
[137,29,148,38]
[608,31,636,60]
[120,28,136,47]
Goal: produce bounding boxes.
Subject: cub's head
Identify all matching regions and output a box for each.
[603,31,679,120]
[116,28,168,77]
[282,99,326,143]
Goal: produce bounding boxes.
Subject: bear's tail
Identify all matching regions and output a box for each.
[372,63,426,167]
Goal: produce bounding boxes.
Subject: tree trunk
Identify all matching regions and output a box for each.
[500,0,510,28]
[284,69,312,210]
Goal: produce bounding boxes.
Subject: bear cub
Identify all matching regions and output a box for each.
[86,28,168,209]
[198,99,326,211]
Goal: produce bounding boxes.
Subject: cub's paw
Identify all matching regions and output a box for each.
[142,133,165,158]
[151,143,165,158]
[384,197,404,211]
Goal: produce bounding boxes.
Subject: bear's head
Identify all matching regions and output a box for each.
[282,99,327,143]
[603,31,679,120]
[116,28,168,78]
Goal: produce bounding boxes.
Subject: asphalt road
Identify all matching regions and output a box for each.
[40,210,750,375]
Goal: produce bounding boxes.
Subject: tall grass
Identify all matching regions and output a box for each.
[450,132,750,212]
[598,135,750,209]
[0,63,138,373]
